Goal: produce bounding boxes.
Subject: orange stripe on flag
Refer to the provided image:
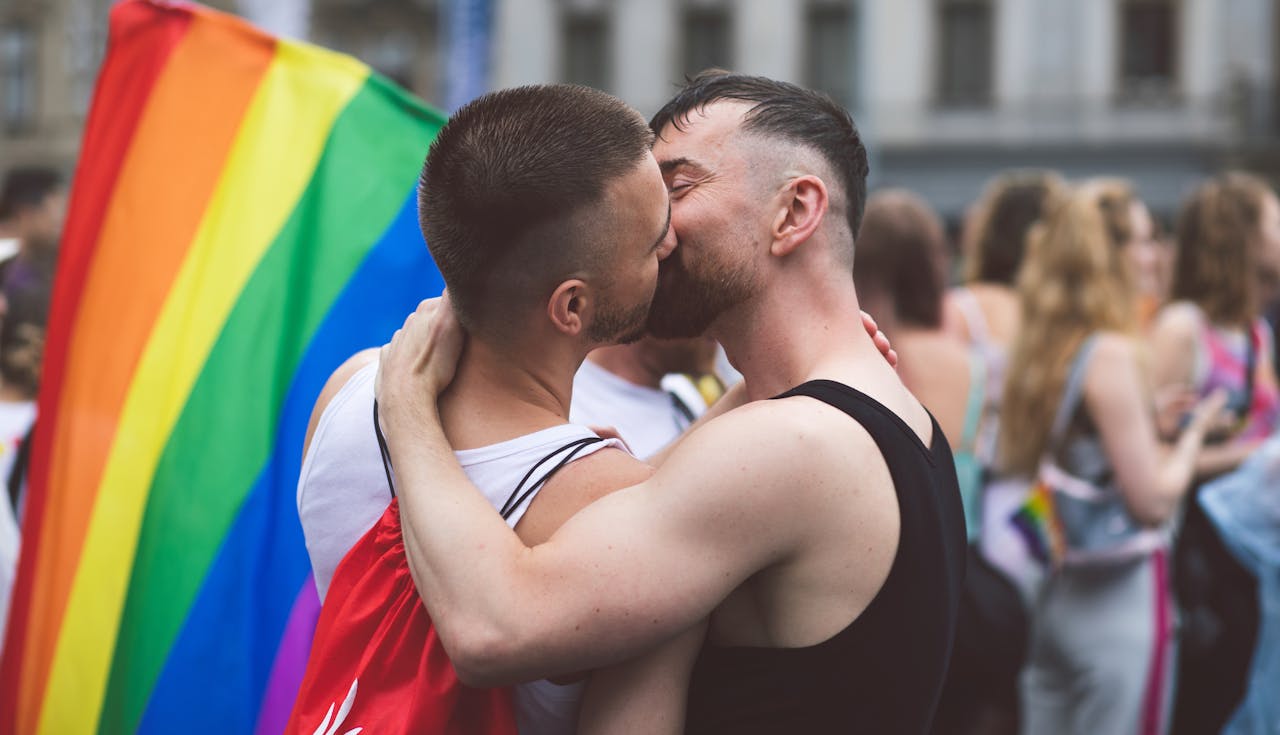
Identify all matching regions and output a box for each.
[17,14,274,730]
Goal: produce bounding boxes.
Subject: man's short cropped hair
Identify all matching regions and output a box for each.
[650,69,870,243]
[419,84,654,332]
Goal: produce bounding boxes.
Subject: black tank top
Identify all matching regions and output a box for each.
[685,380,967,734]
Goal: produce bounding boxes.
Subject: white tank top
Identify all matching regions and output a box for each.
[297,360,625,735]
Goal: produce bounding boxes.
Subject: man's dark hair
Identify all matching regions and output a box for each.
[855,190,948,328]
[419,84,654,332]
[0,167,63,221]
[650,69,870,243]
[963,170,1065,285]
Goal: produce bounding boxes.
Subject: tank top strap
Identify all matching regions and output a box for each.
[952,287,993,348]
[774,380,937,468]
[959,349,987,454]
[372,400,604,519]
[1048,335,1100,447]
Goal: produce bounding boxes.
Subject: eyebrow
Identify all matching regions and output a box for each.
[653,202,672,251]
[659,157,700,175]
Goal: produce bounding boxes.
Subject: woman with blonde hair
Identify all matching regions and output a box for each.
[1000,181,1225,735]
[1148,172,1280,735]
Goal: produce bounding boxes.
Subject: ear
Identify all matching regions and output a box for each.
[547,278,588,336]
[770,175,829,257]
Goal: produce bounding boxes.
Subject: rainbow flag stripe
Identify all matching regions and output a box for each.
[0,2,445,733]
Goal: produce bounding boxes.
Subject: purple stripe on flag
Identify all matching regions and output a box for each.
[254,578,322,735]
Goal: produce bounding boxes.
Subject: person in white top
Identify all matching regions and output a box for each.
[570,336,720,458]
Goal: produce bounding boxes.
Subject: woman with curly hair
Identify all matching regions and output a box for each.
[1000,180,1224,735]
[1148,172,1280,735]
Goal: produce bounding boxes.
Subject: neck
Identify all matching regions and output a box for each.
[711,266,887,401]
[586,342,665,389]
[438,328,588,449]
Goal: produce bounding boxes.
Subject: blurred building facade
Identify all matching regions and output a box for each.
[494,0,1280,219]
[3,0,1278,219]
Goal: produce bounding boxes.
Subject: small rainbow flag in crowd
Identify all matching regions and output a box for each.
[1010,479,1066,568]
[0,2,445,733]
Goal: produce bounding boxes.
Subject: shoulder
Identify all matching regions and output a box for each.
[1084,331,1140,378]
[517,447,654,546]
[303,348,380,458]
[666,395,882,494]
[1083,332,1144,400]
[1151,301,1203,340]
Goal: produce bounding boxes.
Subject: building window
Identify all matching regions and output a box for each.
[805,1,856,109]
[311,1,439,103]
[562,8,610,90]
[1,25,35,134]
[682,3,730,79]
[1119,0,1177,100]
[936,0,993,108]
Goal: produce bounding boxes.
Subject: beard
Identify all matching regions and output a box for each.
[588,288,652,345]
[646,246,758,339]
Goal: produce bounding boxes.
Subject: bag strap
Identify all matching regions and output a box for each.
[373,399,605,518]
[953,287,992,347]
[1241,320,1260,418]
[1047,335,1100,450]
[372,400,398,496]
[7,419,33,516]
[500,436,603,520]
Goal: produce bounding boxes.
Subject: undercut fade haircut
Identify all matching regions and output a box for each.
[419,84,654,331]
[650,69,870,241]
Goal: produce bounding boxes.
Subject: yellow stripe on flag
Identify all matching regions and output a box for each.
[38,42,368,735]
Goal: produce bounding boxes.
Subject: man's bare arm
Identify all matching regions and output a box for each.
[376,302,810,683]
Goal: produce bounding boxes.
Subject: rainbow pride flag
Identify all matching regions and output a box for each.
[0,2,445,733]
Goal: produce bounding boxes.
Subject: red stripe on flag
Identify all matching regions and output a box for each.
[0,2,193,731]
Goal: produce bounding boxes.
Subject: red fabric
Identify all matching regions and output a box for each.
[286,499,518,735]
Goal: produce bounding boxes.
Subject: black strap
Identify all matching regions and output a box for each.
[669,390,697,425]
[372,400,397,497]
[373,399,604,517]
[500,436,604,520]
[7,419,33,517]
[1241,323,1259,419]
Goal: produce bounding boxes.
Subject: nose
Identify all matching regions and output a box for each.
[656,221,678,261]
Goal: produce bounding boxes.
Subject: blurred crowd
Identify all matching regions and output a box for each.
[0,165,61,648]
[856,170,1280,734]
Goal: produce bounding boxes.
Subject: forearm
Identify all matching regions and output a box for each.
[386,403,708,683]
[1143,427,1207,524]
[1194,438,1262,480]
[577,622,706,735]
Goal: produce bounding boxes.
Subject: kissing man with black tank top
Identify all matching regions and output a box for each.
[377,72,967,733]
